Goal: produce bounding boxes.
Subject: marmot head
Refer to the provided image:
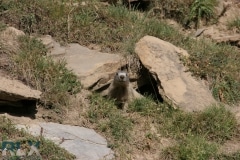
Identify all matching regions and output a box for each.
[114,70,129,86]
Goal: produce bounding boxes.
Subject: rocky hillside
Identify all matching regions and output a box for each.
[1,0,240,159]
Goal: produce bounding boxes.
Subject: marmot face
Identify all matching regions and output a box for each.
[114,71,129,86]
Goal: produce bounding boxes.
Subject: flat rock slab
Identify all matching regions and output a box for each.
[202,27,240,47]
[0,77,41,101]
[135,36,216,112]
[16,122,114,160]
[40,36,123,89]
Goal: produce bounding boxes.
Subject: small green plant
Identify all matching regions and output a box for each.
[162,135,218,160]
[188,0,217,28]
[0,116,22,140]
[128,97,158,115]
[0,0,11,12]
[20,13,37,34]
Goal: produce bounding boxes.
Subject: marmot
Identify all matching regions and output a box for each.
[108,70,130,109]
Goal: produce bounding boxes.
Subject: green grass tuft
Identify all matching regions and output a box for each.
[195,105,238,142]
[12,36,81,109]
[163,135,218,160]
[159,105,238,143]
[88,94,133,142]
[188,0,217,28]
[128,97,161,116]
[108,113,132,142]
[182,39,240,104]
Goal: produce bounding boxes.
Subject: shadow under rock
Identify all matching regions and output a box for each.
[0,100,37,119]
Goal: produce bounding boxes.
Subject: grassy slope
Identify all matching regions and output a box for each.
[1,0,239,103]
[0,0,240,159]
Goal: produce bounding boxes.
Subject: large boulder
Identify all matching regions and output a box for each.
[0,27,25,53]
[62,43,122,89]
[135,36,216,112]
[40,36,124,90]
[16,122,114,160]
[0,76,41,114]
[0,27,25,70]
[0,77,41,102]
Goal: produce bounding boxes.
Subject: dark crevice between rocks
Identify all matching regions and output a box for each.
[136,64,163,103]
[228,41,240,48]
[0,100,37,119]
[218,41,240,48]
[123,0,151,11]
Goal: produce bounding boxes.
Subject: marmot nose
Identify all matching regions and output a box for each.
[120,75,125,79]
